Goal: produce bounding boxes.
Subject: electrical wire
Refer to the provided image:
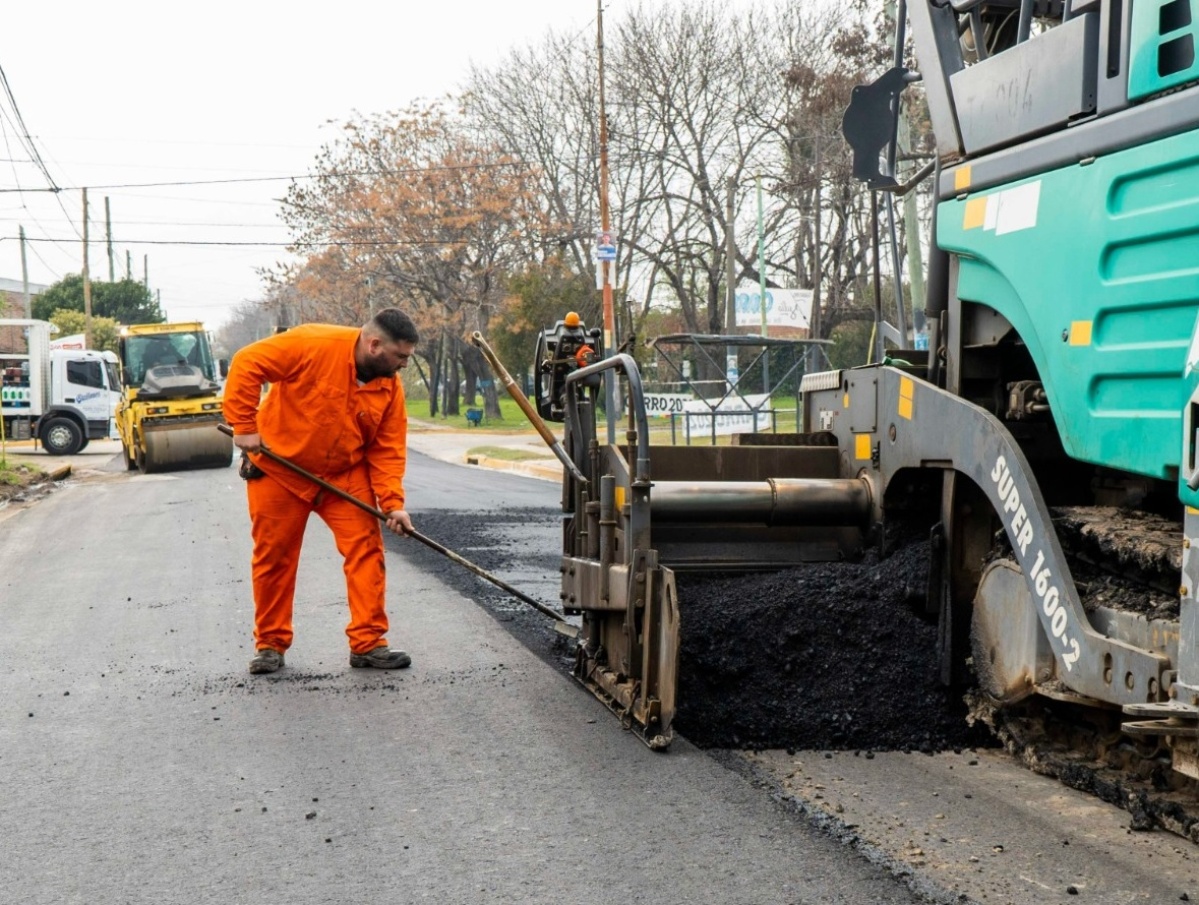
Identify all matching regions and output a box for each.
[0,217,284,229]
[0,63,58,190]
[0,114,24,192]
[9,236,474,248]
[15,133,84,243]
[0,160,535,194]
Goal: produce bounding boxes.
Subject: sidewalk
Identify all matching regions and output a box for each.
[1,437,125,480]
[407,418,563,483]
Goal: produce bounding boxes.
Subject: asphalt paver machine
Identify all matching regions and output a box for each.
[530,0,1199,836]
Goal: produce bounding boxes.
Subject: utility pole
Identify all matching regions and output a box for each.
[82,188,93,348]
[144,254,149,289]
[725,178,737,332]
[756,176,770,395]
[597,0,617,442]
[105,196,115,282]
[725,177,738,390]
[19,225,31,317]
[126,250,132,280]
[812,138,824,372]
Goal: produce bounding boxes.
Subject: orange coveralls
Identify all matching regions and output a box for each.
[222,325,408,655]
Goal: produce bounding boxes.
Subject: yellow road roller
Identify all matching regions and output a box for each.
[115,322,233,473]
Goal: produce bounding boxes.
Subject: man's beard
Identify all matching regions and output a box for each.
[356,356,396,383]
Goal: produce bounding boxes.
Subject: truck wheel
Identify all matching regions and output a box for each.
[40,418,83,456]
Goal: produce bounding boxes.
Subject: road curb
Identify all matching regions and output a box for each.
[43,463,72,481]
[1,455,72,481]
[466,454,561,483]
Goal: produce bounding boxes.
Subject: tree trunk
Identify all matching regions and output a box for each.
[428,331,445,418]
[482,380,502,421]
[445,338,461,417]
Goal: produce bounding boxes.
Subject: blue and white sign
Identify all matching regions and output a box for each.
[734,286,813,329]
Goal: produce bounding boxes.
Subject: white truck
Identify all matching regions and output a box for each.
[0,319,121,455]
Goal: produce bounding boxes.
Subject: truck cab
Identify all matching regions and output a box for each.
[1,319,122,455]
[46,348,122,447]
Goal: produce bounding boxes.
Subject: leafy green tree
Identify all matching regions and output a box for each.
[827,320,873,369]
[32,274,163,325]
[47,309,120,353]
[489,260,599,389]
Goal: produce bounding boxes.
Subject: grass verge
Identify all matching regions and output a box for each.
[0,458,44,502]
[409,397,536,432]
[466,445,551,462]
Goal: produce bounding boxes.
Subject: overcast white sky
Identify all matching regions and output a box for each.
[0,1,603,328]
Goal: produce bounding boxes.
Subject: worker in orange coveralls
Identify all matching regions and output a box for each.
[223,308,420,675]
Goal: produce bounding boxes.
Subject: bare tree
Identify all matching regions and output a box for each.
[272,102,544,418]
[465,1,884,346]
[268,0,922,392]
[464,30,602,276]
[213,299,280,359]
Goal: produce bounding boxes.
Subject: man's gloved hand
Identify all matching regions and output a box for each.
[238,453,265,481]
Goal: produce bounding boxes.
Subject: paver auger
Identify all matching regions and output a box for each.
[516,316,878,749]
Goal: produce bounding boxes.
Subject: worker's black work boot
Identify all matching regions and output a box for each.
[349,646,411,669]
[248,648,285,674]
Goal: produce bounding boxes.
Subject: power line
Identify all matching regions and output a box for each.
[0,63,58,191]
[18,136,84,242]
[0,216,286,228]
[9,236,473,248]
[0,110,23,195]
[111,192,281,208]
[0,160,534,194]
[23,238,60,274]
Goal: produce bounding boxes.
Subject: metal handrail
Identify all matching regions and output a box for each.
[565,353,651,484]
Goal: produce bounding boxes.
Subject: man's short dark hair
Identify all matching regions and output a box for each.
[370,308,420,345]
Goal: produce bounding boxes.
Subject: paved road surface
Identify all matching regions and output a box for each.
[4,439,1197,903]
[0,448,925,905]
[404,432,1199,904]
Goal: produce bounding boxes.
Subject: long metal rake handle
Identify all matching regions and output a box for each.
[216,424,569,624]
